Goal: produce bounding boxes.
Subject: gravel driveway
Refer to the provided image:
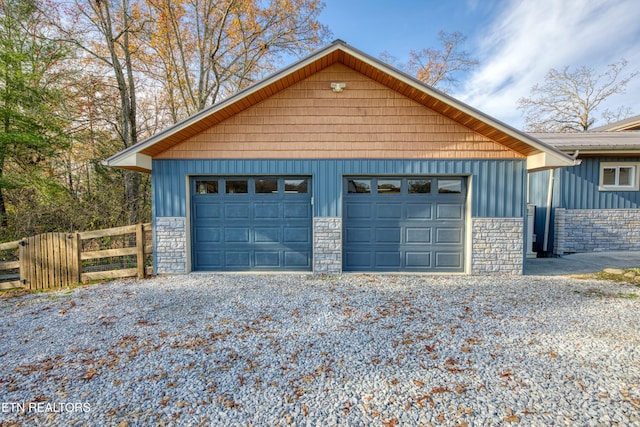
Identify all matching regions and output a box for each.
[1,274,639,426]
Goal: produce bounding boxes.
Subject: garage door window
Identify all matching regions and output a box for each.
[255,179,278,194]
[195,180,218,194]
[408,179,431,194]
[378,179,401,194]
[285,179,308,193]
[438,179,462,194]
[226,180,248,194]
[348,179,371,193]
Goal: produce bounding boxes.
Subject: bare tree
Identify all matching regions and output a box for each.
[139,0,330,122]
[518,59,639,132]
[381,31,478,92]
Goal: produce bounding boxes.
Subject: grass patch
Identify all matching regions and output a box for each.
[615,292,638,299]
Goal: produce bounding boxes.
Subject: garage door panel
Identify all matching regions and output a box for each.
[225,251,251,267]
[376,228,401,243]
[406,203,432,219]
[225,228,250,242]
[346,228,371,244]
[436,204,463,219]
[255,251,280,267]
[284,203,310,218]
[345,251,371,268]
[375,252,401,267]
[284,227,310,243]
[284,251,311,267]
[194,227,221,243]
[195,251,222,268]
[254,228,280,243]
[406,252,431,268]
[435,228,463,244]
[346,204,371,219]
[377,204,402,219]
[225,204,251,219]
[406,227,431,244]
[194,203,222,219]
[435,252,462,269]
[255,203,280,219]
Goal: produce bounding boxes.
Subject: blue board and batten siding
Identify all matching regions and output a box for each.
[529,157,640,253]
[153,159,527,218]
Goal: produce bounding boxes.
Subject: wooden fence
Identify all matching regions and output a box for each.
[0,223,152,291]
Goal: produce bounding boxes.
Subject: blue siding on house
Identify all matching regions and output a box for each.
[152,159,527,219]
[559,157,640,209]
[528,157,640,253]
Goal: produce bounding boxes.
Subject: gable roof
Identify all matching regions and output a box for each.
[531,131,640,155]
[105,40,576,173]
[590,114,640,132]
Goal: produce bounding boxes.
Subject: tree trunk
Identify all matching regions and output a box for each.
[0,156,7,227]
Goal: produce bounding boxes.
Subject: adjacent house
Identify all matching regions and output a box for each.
[105,40,576,275]
[530,118,640,255]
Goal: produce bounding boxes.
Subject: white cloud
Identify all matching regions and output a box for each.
[456,0,640,129]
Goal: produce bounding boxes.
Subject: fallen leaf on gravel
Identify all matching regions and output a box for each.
[372,409,380,418]
[382,418,397,427]
[115,422,129,427]
[413,379,424,387]
[82,368,97,381]
[437,414,445,423]
[302,405,309,416]
[500,369,513,377]
[431,386,452,394]
[445,357,458,366]
[504,415,520,423]
[425,345,435,353]
[549,350,557,358]
[461,345,472,353]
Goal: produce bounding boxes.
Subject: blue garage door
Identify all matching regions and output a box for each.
[191,177,312,271]
[343,177,466,272]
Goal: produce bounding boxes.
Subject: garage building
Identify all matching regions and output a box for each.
[106,40,576,275]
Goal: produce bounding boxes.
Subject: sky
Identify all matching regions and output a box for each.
[318,0,640,130]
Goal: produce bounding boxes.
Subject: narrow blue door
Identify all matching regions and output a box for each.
[191,177,312,271]
[343,177,466,272]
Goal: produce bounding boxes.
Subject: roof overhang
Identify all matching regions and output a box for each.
[530,131,640,158]
[105,40,577,173]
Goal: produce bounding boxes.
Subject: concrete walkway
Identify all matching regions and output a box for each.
[525,251,640,276]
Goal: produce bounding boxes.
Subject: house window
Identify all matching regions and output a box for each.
[599,163,640,191]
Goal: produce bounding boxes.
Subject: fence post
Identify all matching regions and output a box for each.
[18,238,28,290]
[71,232,81,284]
[136,223,145,279]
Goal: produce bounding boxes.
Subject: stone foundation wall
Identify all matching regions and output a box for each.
[155,217,187,274]
[472,218,523,275]
[554,208,640,254]
[313,217,342,274]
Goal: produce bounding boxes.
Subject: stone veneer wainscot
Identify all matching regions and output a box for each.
[554,208,640,254]
[313,217,342,274]
[155,217,187,274]
[472,218,523,275]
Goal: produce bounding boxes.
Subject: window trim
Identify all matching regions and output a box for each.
[599,162,640,191]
